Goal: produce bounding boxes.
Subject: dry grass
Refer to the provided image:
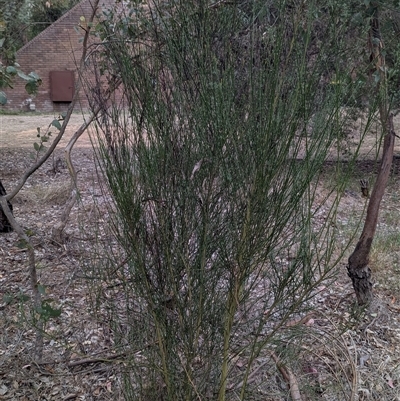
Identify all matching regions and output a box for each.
[16,181,71,206]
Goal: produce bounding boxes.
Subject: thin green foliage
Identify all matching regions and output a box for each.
[84,1,372,399]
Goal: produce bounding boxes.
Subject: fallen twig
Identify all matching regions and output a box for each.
[67,351,127,367]
[270,351,302,401]
[62,395,79,401]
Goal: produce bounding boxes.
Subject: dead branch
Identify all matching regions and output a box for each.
[270,351,302,401]
[67,351,127,368]
[51,111,99,242]
[62,395,79,401]
[284,312,315,328]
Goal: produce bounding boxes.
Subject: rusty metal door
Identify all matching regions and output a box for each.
[49,71,74,102]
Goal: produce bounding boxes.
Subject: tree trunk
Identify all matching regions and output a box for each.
[347,5,395,305]
[0,179,13,233]
[348,115,395,304]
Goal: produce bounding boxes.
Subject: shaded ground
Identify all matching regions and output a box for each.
[1,113,400,400]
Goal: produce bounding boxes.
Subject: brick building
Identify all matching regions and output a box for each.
[3,0,114,113]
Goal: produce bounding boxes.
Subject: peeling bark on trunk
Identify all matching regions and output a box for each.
[348,242,373,305]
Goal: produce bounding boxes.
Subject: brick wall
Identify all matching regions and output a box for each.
[3,0,114,113]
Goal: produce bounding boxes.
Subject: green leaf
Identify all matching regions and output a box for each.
[0,38,4,48]
[16,239,28,249]
[3,294,13,305]
[38,284,46,295]
[47,306,62,318]
[17,70,32,81]
[25,80,39,95]
[33,142,40,151]
[28,71,40,80]
[6,66,17,75]
[51,119,62,130]
[25,228,35,236]
[17,293,30,303]
[38,302,62,319]
[0,91,7,105]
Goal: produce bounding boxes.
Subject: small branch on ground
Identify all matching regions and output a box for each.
[67,351,127,368]
[270,351,302,401]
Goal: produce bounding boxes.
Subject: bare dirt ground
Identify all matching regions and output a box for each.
[0,113,121,400]
[1,113,400,400]
[0,112,93,148]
